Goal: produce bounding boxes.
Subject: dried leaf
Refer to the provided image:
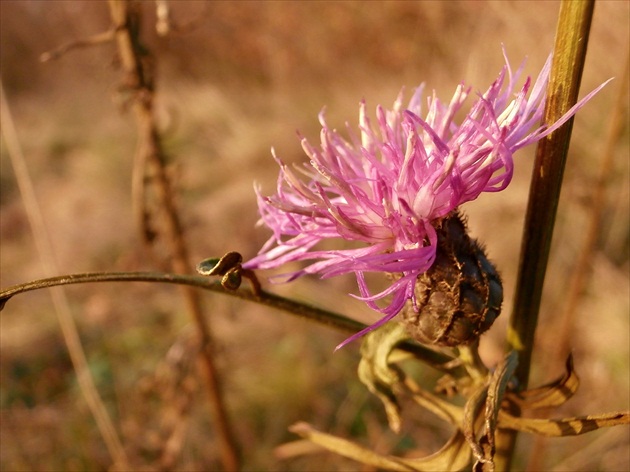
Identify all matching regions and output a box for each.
[460,352,518,470]
[507,354,578,410]
[497,410,630,437]
[274,438,328,460]
[462,383,488,465]
[289,422,415,471]
[482,351,518,463]
[402,430,472,472]
[358,322,409,433]
[404,377,465,427]
[289,422,471,472]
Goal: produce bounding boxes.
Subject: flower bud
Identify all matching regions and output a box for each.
[401,212,502,346]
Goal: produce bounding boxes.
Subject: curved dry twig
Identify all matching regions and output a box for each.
[0,270,456,370]
[39,28,115,62]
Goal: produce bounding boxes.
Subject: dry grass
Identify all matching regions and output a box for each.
[1,1,628,471]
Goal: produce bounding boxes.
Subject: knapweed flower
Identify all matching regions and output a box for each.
[243,52,606,349]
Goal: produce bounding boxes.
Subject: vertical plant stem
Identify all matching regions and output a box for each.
[0,83,129,469]
[495,1,595,469]
[107,1,240,469]
[527,49,629,472]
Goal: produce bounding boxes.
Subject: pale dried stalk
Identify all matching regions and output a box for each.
[0,81,129,469]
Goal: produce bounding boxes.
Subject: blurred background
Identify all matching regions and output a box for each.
[1,1,628,470]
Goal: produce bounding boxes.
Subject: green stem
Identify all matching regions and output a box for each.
[0,271,456,371]
[496,1,595,469]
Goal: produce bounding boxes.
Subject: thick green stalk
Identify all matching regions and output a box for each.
[495,1,595,469]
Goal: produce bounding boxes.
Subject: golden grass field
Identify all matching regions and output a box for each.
[1,1,628,470]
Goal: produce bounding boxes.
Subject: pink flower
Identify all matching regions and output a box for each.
[243,51,607,349]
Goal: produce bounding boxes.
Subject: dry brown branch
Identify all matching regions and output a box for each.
[154,0,172,36]
[39,28,116,62]
[154,0,210,36]
[107,1,240,469]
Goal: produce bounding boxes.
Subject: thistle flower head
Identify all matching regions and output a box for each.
[243,51,606,349]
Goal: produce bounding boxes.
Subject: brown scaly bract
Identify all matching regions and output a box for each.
[402,211,502,346]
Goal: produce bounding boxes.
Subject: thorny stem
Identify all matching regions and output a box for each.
[497,1,595,469]
[0,271,457,372]
[107,1,239,469]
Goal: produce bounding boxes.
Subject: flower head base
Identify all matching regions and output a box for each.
[243,52,607,349]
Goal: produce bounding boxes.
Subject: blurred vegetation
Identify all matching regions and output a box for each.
[1,1,628,471]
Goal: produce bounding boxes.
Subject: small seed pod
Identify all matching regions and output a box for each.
[400,211,503,347]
